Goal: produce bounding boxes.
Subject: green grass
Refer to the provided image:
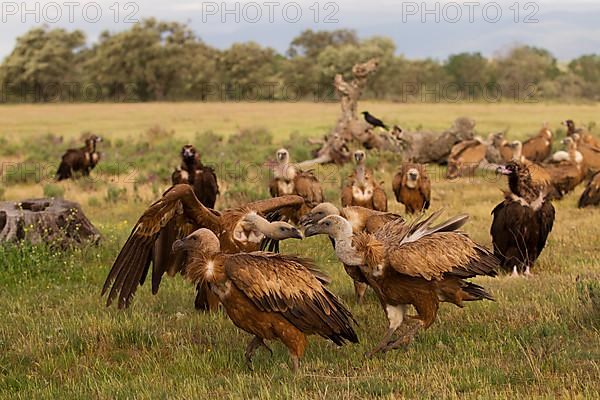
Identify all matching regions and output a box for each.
[1,102,600,398]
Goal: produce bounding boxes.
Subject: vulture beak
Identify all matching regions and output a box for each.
[299,212,318,227]
[303,223,323,238]
[172,239,190,253]
[290,227,303,240]
[496,165,512,176]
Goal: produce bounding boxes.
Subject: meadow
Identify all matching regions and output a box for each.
[1,102,599,399]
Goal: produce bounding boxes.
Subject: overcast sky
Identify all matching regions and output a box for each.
[0,0,598,61]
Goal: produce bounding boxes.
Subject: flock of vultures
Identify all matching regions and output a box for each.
[54,116,600,372]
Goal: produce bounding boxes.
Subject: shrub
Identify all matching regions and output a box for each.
[105,185,127,204]
[43,183,65,198]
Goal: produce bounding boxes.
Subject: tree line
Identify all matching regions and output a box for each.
[0,19,599,103]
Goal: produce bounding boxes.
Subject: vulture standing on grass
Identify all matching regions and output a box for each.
[175,228,358,372]
[579,172,600,208]
[300,202,404,303]
[269,148,324,221]
[172,144,219,209]
[304,210,498,356]
[56,134,102,181]
[564,120,600,148]
[521,123,553,163]
[491,162,555,276]
[571,133,600,173]
[543,136,587,198]
[392,162,431,214]
[486,132,513,164]
[446,138,487,179]
[102,185,305,310]
[341,151,387,211]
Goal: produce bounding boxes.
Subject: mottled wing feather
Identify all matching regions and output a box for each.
[294,171,324,208]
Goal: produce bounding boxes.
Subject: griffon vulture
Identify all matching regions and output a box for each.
[564,120,600,148]
[269,148,324,221]
[300,202,403,303]
[172,144,220,208]
[176,228,358,372]
[304,211,498,356]
[446,138,487,179]
[341,151,387,211]
[543,137,587,198]
[571,133,600,173]
[101,185,305,310]
[579,172,600,208]
[392,163,431,214]
[56,134,102,181]
[521,123,553,163]
[491,162,555,276]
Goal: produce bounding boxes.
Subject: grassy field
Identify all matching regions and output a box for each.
[1,102,599,399]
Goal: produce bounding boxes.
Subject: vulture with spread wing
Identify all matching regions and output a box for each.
[341,151,387,211]
[305,211,498,356]
[175,228,358,372]
[300,202,403,303]
[172,145,220,208]
[392,162,431,214]
[491,162,555,276]
[269,148,324,221]
[102,184,304,310]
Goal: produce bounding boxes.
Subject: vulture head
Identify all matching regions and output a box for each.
[84,135,102,150]
[354,150,366,165]
[562,119,576,133]
[508,140,524,161]
[539,123,552,140]
[181,145,198,163]
[304,215,353,241]
[172,229,225,283]
[490,132,506,147]
[403,166,422,189]
[276,148,290,164]
[241,212,303,241]
[299,202,339,227]
[497,162,536,197]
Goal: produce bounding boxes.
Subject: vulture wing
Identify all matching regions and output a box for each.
[294,170,324,208]
[420,174,432,210]
[225,253,357,345]
[341,182,354,207]
[375,211,498,281]
[102,184,221,308]
[372,184,388,212]
[194,166,220,209]
[579,173,600,208]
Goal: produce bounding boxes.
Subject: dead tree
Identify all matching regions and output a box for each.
[0,198,100,247]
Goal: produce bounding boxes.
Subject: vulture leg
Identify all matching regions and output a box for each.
[354,281,368,304]
[524,265,532,277]
[383,320,424,352]
[366,327,396,358]
[511,266,519,278]
[366,304,408,358]
[244,336,271,370]
[385,296,437,351]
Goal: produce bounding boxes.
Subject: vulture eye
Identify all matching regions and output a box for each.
[324,222,331,226]
[280,227,286,232]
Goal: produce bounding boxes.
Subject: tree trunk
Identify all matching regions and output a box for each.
[0,198,100,247]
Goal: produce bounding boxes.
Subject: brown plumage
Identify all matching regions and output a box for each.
[522,124,553,163]
[564,119,600,148]
[579,172,600,208]
[508,141,553,192]
[172,145,220,209]
[446,138,487,179]
[300,202,404,303]
[56,134,102,180]
[491,162,555,276]
[101,184,305,310]
[487,132,513,163]
[341,151,387,211]
[392,162,431,214]
[304,211,498,356]
[269,148,324,221]
[543,137,587,198]
[571,134,600,173]
[177,228,358,372]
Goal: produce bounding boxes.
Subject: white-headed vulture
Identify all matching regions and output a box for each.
[172,144,219,209]
[579,172,600,208]
[56,134,102,181]
[305,210,498,356]
[175,228,358,372]
[491,162,555,276]
[300,202,403,303]
[392,162,431,214]
[101,185,305,310]
[341,151,387,211]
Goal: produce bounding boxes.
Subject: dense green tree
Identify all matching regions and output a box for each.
[287,29,358,59]
[444,52,492,98]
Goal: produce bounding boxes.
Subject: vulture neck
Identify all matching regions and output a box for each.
[355,164,366,186]
[244,213,273,236]
[183,157,198,184]
[508,172,541,203]
[332,223,365,266]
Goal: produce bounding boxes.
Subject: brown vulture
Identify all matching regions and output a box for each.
[300,202,404,303]
[56,134,102,181]
[392,162,431,214]
[269,148,324,221]
[172,145,219,209]
[579,172,600,208]
[491,162,555,276]
[101,185,305,310]
[341,151,387,211]
[543,137,587,198]
[486,132,513,164]
[304,210,498,356]
[571,133,600,173]
[175,228,358,372]
[446,137,487,179]
[521,123,553,163]
[508,141,553,192]
[564,120,600,148]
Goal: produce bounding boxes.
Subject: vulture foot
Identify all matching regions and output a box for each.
[245,336,271,370]
[354,282,368,304]
[383,320,423,352]
[365,327,397,358]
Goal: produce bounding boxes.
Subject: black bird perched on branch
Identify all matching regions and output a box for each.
[362,111,389,130]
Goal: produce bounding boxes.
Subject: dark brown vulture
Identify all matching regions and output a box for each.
[522,123,553,163]
[564,120,600,148]
[300,202,403,303]
[392,162,431,214]
[56,134,102,181]
[508,141,553,192]
[172,145,219,209]
[491,162,555,276]
[175,228,358,372]
[341,151,387,211]
[446,138,487,179]
[543,137,587,198]
[101,185,305,310]
[579,172,600,208]
[304,210,498,356]
[269,148,324,221]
